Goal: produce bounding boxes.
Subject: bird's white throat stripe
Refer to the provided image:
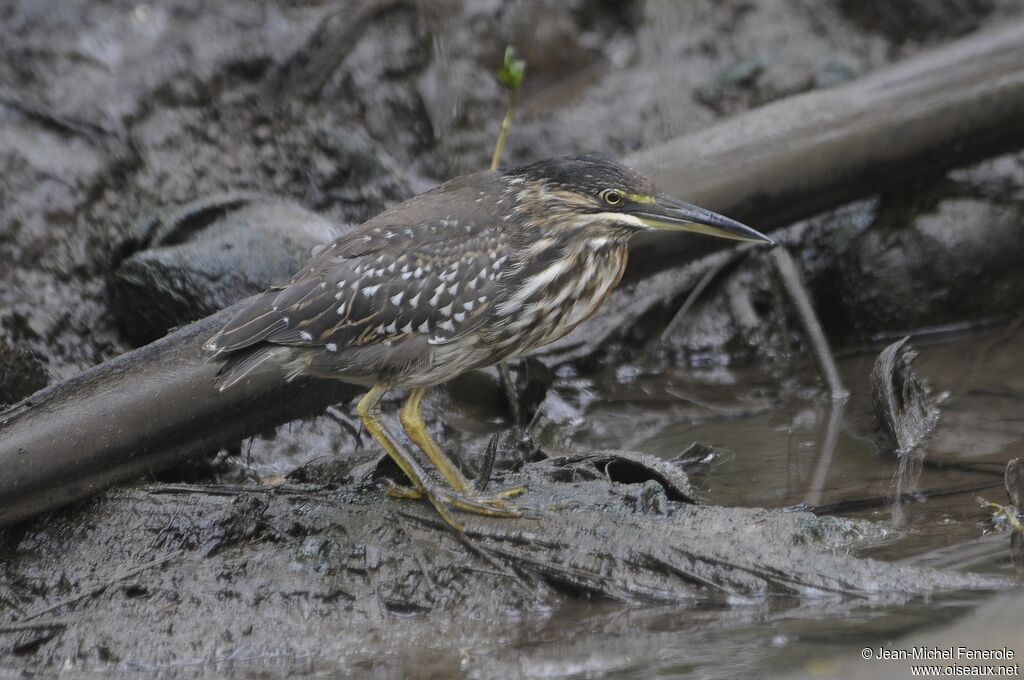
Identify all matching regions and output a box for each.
[589,212,645,229]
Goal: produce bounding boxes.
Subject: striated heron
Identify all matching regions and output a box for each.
[205,154,773,529]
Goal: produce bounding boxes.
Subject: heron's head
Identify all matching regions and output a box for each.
[505,153,773,244]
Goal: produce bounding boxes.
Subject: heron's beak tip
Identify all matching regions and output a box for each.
[634,195,774,244]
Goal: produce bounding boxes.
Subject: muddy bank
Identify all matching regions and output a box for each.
[0,464,1004,676]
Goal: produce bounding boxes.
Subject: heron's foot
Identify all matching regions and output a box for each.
[383,479,524,531]
[384,481,428,500]
[490,484,527,499]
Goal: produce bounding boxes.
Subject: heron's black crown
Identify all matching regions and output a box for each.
[506,154,656,213]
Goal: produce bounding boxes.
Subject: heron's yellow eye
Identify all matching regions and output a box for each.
[601,189,623,206]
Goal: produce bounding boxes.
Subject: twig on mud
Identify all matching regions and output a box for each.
[478,541,692,604]
[0,90,120,142]
[17,552,182,622]
[671,544,865,597]
[460,524,561,550]
[454,524,712,603]
[475,434,499,492]
[453,534,542,601]
[427,518,694,603]
[150,508,182,551]
[397,511,540,600]
[326,405,363,449]
[0,620,67,634]
[641,553,735,596]
[661,249,746,342]
[449,564,519,579]
[771,246,849,400]
[392,519,439,593]
[144,483,328,498]
[973,311,1024,375]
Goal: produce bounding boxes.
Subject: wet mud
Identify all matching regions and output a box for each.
[0,466,1004,675]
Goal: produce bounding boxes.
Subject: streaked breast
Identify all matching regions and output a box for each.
[489,239,628,353]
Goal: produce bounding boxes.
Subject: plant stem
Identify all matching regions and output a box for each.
[490,96,515,171]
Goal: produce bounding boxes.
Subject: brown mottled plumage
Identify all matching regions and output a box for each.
[205,154,772,528]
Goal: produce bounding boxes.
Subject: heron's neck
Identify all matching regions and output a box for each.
[497,232,628,318]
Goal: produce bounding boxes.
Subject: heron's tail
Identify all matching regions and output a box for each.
[214,346,299,391]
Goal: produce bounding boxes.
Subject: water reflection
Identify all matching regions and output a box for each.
[575,326,1022,578]
[887,448,925,527]
[803,398,847,508]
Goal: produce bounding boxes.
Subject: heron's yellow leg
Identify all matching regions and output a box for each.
[398,387,526,501]
[399,387,472,492]
[357,385,521,530]
[357,386,426,490]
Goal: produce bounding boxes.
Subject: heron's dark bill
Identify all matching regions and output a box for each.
[632,194,774,244]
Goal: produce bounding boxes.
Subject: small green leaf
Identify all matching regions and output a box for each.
[496,46,526,92]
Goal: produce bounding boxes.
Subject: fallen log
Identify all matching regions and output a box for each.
[0,305,358,527]
[625,19,1024,276]
[2,21,1024,526]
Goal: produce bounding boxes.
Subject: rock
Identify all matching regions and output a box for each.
[0,341,47,407]
[111,193,342,345]
[807,169,1024,341]
[694,57,769,113]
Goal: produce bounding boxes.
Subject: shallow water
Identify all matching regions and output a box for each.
[504,325,1024,679]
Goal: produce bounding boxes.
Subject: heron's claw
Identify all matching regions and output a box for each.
[384,479,524,530]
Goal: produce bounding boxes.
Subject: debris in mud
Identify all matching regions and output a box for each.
[872,337,940,456]
[670,442,728,489]
[533,449,698,503]
[980,458,1024,535]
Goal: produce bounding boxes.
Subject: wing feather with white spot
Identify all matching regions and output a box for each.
[205,178,515,358]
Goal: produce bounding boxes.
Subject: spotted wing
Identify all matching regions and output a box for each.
[205,177,514,358]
